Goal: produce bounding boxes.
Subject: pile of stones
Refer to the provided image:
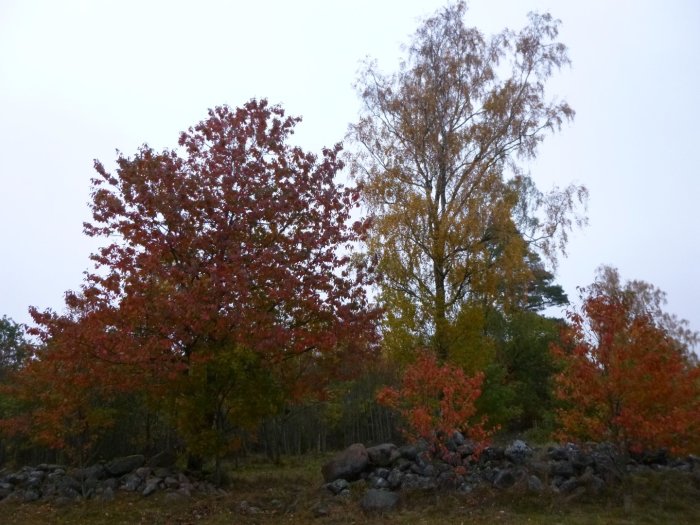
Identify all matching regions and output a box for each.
[0,452,220,504]
[321,437,700,512]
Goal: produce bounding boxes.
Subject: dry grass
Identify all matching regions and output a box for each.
[3,454,699,525]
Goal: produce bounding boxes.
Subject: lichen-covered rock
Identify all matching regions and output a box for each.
[321,443,369,483]
[24,472,43,489]
[22,489,41,502]
[164,476,180,489]
[57,475,82,495]
[142,478,161,497]
[135,467,152,479]
[121,473,143,492]
[324,478,350,495]
[436,470,460,489]
[0,482,13,499]
[36,464,62,472]
[547,445,571,462]
[58,486,80,500]
[480,446,505,463]
[387,468,403,489]
[106,455,145,477]
[69,464,105,482]
[401,473,437,490]
[367,444,400,467]
[505,440,533,465]
[527,475,544,492]
[101,486,115,502]
[368,475,390,489]
[6,472,27,485]
[399,441,428,461]
[558,477,579,494]
[360,489,399,513]
[493,469,516,489]
[550,460,575,478]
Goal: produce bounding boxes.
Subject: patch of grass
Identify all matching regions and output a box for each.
[4,456,699,524]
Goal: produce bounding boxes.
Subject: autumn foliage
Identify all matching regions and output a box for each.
[350,1,587,359]
[3,3,699,470]
[377,353,492,454]
[4,99,379,461]
[552,278,700,455]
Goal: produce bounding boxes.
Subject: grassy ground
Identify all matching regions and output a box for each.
[3,454,699,524]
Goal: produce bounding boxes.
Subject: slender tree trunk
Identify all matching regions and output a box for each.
[433,164,449,361]
[433,263,449,361]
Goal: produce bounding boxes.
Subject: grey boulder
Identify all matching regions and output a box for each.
[321,443,369,483]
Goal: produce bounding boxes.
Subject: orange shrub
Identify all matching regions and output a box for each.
[377,353,493,454]
[552,287,700,455]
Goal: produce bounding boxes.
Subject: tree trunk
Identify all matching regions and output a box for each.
[433,162,449,361]
[433,261,449,361]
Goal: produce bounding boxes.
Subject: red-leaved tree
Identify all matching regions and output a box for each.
[10,99,379,465]
[0,308,130,464]
[552,267,700,455]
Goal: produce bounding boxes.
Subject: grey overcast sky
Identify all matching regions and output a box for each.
[1,0,699,335]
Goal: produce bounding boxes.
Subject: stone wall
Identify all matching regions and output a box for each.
[2,438,697,510]
[321,438,700,512]
[0,452,220,504]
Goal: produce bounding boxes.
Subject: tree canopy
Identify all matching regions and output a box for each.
[552,267,700,455]
[11,99,379,462]
[350,1,587,359]
[0,316,29,378]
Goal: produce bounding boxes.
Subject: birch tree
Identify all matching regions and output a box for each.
[350,2,587,359]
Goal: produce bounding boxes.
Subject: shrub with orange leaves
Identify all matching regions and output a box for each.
[377,352,492,455]
[552,270,700,455]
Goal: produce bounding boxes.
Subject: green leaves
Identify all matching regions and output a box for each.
[0,316,29,376]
